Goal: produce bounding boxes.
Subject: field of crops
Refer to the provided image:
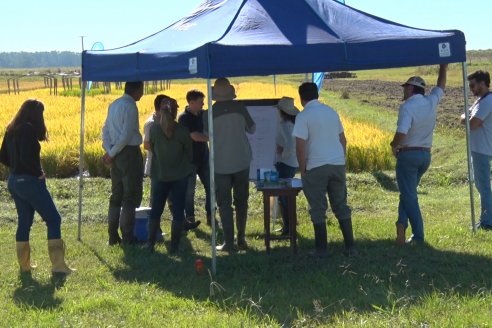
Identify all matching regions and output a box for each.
[0,81,393,178]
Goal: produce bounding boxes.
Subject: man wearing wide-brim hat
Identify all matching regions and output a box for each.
[204,78,256,252]
[390,64,448,246]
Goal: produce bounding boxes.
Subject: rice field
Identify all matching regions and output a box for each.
[0,82,393,178]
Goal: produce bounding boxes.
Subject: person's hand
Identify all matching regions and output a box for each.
[38,172,46,180]
[102,152,113,166]
[392,146,399,158]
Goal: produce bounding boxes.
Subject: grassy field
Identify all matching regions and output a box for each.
[1,73,491,326]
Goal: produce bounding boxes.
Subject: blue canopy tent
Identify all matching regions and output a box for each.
[80,0,472,273]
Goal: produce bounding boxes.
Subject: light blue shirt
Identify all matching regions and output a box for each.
[102,93,142,158]
[470,93,492,155]
[397,87,444,148]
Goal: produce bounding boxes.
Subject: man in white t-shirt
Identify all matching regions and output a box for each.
[461,70,492,231]
[390,64,448,245]
[293,82,357,257]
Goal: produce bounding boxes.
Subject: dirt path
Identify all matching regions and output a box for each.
[323,79,474,130]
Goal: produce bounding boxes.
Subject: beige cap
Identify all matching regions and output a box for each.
[401,76,426,88]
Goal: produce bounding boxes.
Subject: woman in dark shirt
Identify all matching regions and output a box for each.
[0,99,74,274]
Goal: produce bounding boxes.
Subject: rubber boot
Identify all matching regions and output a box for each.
[48,239,75,274]
[216,214,235,253]
[396,223,406,246]
[236,207,248,250]
[339,219,358,257]
[16,241,35,272]
[144,218,160,252]
[169,220,183,254]
[120,205,136,245]
[107,206,121,246]
[310,223,328,258]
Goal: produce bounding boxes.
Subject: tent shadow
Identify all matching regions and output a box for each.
[13,272,63,310]
[105,237,492,324]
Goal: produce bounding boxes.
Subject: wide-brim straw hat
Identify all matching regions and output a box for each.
[212,78,237,101]
[277,96,300,116]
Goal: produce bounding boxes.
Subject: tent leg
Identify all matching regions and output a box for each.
[462,62,476,233]
[207,78,217,275]
[78,81,87,241]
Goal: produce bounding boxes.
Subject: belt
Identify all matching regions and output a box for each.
[398,147,431,153]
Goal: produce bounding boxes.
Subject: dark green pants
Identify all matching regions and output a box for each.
[109,146,143,208]
[215,168,250,245]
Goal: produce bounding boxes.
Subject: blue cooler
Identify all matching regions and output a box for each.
[133,207,163,242]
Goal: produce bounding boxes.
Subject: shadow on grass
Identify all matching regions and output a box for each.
[85,234,492,325]
[372,171,399,192]
[13,272,64,310]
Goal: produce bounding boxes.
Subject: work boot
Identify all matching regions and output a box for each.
[169,220,183,254]
[16,241,35,272]
[309,223,328,258]
[48,239,75,274]
[107,206,121,246]
[120,205,136,245]
[339,219,358,257]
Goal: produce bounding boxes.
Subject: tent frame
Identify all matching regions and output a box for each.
[77,63,477,274]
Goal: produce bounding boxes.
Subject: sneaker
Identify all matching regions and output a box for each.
[216,243,236,253]
[395,223,405,246]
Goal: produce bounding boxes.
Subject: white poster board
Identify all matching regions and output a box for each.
[240,99,279,180]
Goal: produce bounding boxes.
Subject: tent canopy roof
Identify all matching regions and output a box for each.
[82,0,466,82]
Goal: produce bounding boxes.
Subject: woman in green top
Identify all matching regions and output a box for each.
[146,97,193,253]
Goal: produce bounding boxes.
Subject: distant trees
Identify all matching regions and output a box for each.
[0,51,80,68]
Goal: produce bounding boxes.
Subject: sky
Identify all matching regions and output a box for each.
[1,0,490,52]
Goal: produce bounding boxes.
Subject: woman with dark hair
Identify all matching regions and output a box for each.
[0,99,74,274]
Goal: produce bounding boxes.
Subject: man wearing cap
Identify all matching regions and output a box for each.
[275,96,299,235]
[204,78,256,252]
[293,82,357,257]
[460,70,492,231]
[391,64,448,245]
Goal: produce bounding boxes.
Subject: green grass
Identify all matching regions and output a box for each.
[2,71,492,326]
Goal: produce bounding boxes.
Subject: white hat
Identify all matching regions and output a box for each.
[401,76,426,88]
[277,97,299,116]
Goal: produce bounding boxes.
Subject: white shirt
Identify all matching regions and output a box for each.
[396,87,444,148]
[470,92,492,155]
[293,99,345,170]
[276,119,298,168]
[102,94,142,158]
[143,114,157,176]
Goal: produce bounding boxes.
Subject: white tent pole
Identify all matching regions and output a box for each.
[462,62,476,232]
[207,78,217,275]
[78,81,87,241]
